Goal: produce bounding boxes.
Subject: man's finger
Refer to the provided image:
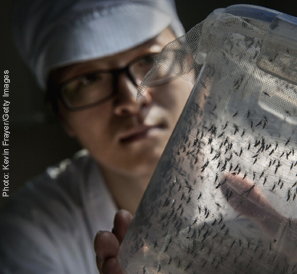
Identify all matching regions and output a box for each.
[220,173,297,259]
[220,173,282,238]
[113,209,133,244]
[220,173,274,218]
[102,257,126,274]
[94,231,119,270]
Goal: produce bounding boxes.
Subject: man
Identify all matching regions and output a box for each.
[3,1,296,273]
[0,0,193,273]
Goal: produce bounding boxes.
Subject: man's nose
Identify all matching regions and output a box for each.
[113,74,152,116]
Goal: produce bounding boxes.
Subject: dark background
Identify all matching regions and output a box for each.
[1,0,297,209]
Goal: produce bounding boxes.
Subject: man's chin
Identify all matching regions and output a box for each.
[116,152,163,178]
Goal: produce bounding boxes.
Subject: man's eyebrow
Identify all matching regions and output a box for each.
[50,37,168,84]
[50,62,102,84]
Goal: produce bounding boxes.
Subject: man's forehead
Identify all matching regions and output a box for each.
[48,27,175,85]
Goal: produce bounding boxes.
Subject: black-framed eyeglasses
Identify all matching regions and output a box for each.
[49,53,162,111]
[47,47,190,111]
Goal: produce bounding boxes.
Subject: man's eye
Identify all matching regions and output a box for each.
[141,54,158,66]
[80,73,102,86]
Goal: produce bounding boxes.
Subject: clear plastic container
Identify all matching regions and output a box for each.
[119,5,297,274]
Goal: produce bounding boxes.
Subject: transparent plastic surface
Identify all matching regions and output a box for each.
[119,5,297,274]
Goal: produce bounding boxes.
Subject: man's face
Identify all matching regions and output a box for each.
[50,28,193,178]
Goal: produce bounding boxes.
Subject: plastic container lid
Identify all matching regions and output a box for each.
[224,4,280,23]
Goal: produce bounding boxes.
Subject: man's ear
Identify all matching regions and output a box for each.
[47,100,76,137]
[61,120,76,137]
[58,112,76,137]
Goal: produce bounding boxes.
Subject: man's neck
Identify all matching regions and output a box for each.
[100,167,152,215]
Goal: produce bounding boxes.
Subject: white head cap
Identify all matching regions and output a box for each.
[12,0,184,89]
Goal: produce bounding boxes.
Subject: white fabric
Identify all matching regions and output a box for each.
[0,150,117,274]
[12,0,185,89]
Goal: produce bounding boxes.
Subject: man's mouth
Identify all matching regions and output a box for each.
[119,125,165,143]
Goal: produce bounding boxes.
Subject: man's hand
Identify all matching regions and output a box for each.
[221,173,297,260]
[94,210,133,274]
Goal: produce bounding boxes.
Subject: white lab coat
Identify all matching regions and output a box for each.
[0,150,117,274]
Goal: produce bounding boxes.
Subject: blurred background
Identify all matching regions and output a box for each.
[1,0,297,209]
